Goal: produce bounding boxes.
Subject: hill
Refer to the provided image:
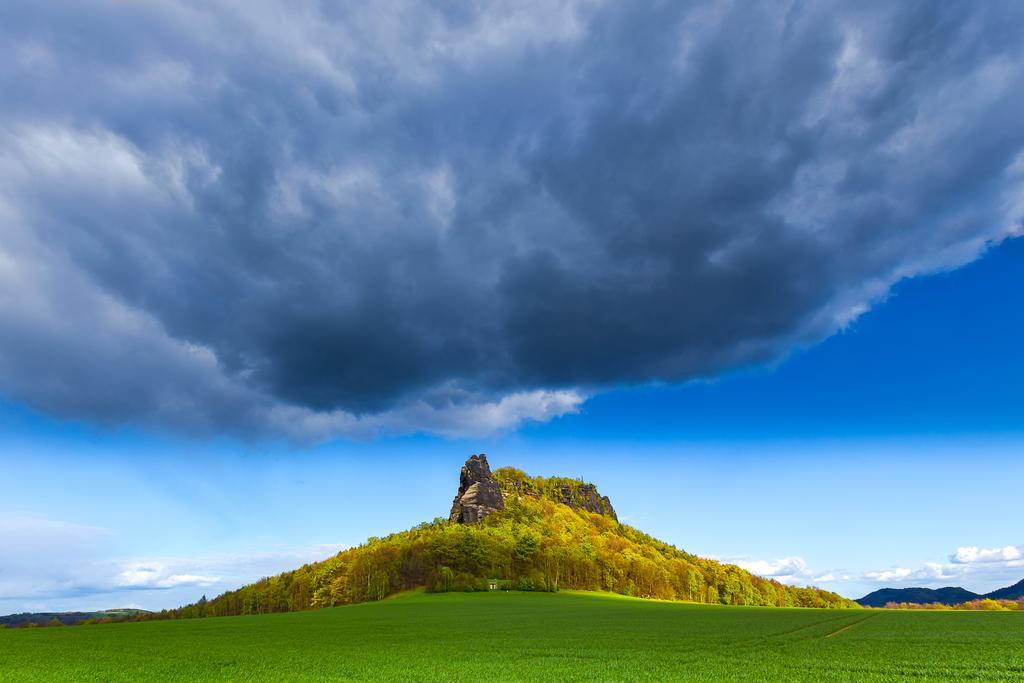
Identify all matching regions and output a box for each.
[983,578,1024,601]
[855,587,981,608]
[2,592,1022,680]
[158,454,853,619]
[856,578,1024,607]
[0,609,150,628]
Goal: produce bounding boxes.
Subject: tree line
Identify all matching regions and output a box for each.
[882,598,1024,611]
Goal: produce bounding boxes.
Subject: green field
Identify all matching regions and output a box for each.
[1,591,1022,681]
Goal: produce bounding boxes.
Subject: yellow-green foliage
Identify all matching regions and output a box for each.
[163,476,855,619]
[884,598,1024,611]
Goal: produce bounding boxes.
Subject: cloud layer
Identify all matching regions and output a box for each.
[1,1,1023,439]
[0,513,342,612]
[863,544,1024,587]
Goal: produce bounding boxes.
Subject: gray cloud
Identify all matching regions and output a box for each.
[0,0,1022,439]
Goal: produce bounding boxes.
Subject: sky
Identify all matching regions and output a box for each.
[1,1,1023,613]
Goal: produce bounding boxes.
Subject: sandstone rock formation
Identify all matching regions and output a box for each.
[493,466,618,520]
[556,483,617,520]
[449,454,505,524]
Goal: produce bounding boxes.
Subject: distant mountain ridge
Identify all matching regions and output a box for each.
[856,579,1024,607]
[982,578,1024,601]
[1,609,151,628]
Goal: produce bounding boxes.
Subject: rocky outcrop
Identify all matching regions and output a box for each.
[494,467,618,521]
[449,454,505,524]
[556,483,617,520]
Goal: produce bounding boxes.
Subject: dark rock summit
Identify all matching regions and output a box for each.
[449,454,505,524]
[558,483,617,520]
[493,466,618,520]
[448,454,616,524]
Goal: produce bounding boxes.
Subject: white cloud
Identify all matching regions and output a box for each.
[863,567,914,583]
[116,564,218,590]
[105,545,346,595]
[732,556,838,587]
[862,543,1024,590]
[952,545,1023,564]
[863,562,966,584]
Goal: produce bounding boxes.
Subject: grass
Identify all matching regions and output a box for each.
[2,590,1023,681]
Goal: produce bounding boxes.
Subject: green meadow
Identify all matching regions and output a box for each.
[1,591,1022,681]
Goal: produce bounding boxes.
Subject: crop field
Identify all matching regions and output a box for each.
[1,591,1022,681]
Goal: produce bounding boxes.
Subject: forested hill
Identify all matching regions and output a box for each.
[855,587,981,608]
[983,579,1024,601]
[856,578,1024,607]
[160,455,855,620]
[1,609,150,628]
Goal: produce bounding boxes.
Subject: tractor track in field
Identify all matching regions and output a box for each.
[824,612,880,638]
[764,612,861,640]
[684,612,868,658]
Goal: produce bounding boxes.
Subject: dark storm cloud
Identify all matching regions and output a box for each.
[0,0,1022,439]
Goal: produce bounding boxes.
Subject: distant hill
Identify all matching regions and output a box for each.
[857,578,1024,607]
[160,454,855,620]
[1,609,151,628]
[856,587,981,607]
[982,578,1024,601]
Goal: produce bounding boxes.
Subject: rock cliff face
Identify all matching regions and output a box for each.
[493,466,618,520]
[449,454,505,524]
[556,483,617,520]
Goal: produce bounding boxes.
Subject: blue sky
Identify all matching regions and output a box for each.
[2,237,1022,612]
[2,1,1024,613]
